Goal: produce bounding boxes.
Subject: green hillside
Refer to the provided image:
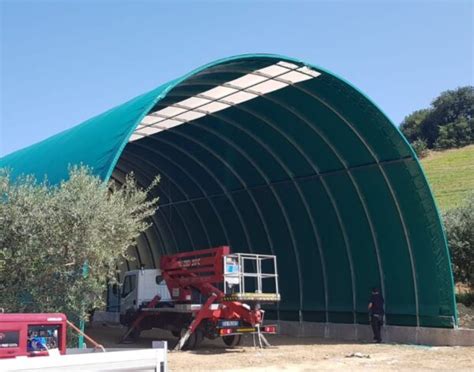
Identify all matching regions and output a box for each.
[420,145,474,211]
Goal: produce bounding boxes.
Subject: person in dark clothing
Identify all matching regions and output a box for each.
[368,287,384,343]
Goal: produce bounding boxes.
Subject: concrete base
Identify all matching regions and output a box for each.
[277,321,474,346]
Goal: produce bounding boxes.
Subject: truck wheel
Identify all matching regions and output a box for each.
[179,328,204,350]
[194,329,204,348]
[222,335,242,347]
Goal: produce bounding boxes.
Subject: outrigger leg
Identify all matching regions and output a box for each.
[174,293,217,351]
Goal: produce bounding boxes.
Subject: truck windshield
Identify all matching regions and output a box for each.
[122,274,136,297]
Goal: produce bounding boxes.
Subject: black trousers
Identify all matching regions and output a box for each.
[371,314,383,342]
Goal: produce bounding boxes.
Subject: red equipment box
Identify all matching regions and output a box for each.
[0,313,67,359]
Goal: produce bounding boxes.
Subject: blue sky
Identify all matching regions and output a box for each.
[1,0,472,157]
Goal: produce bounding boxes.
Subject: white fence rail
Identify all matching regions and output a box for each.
[0,348,167,372]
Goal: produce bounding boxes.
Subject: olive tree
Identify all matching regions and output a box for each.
[0,166,159,319]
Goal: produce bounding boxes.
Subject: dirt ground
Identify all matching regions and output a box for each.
[86,325,474,371]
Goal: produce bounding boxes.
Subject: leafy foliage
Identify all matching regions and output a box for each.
[0,166,159,320]
[411,138,428,158]
[400,109,430,143]
[443,193,474,288]
[400,86,474,150]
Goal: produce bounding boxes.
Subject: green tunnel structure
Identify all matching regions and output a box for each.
[0,54,457,328]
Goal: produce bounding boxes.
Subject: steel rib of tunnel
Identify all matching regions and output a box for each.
[154,157,413,209]
[147,101,329,321]
[158,65,419,323]
[128,131,257,261]
[169,74,385,297]
[131,133,284,313]
[139,112,309,320]
[130,128,277,257]
[123,141,231,248]
[152,81,358,322]
[168,117,323,320]
[136,130,264,259]
[203,66,419,324]
[118,151,212,252]
[125,134,303,321]
[152,123,306,319]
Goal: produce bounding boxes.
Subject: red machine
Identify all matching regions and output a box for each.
[120,246,280,350]
[0,313,67,359]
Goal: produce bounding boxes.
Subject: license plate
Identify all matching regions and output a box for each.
[219,320,240,328]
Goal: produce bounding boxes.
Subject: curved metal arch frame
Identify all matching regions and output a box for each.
[133,134,255,257]
[143,128,261,260]
[128,140,232,248]
[156,85,357,321]
[175,66,416,319]
[178,119,324,320]
[119,150,210,252]
[166,67,419,320]
[185,64,420,324]
[292,81,420,326]
[145,117,308,317]
[157,110,330,322]
[119,154,201,251]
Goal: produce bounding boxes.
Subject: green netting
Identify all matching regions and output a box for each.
[0,54,457,328]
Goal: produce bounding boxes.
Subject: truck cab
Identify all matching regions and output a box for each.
[119,269,171,324]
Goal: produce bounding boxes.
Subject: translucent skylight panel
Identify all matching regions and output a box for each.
[229,74,267,89]
[135,126,163,136]
[155,106,187,118]
[277,61,299,69]
[130,61,322,142]
[220,91,258,105]
[129,133,145,142]
[203,86,239,99]
[156,119,182,129]
[175,110,206,122]
[178,96,212,109]
[298,66,321,78]
[199,101,230,114]
[256,64,290,77]
[141,116,162,125]
[250,79,288,95]
[278,70,312,84]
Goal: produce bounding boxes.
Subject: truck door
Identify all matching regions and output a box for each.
[120,273,138,314]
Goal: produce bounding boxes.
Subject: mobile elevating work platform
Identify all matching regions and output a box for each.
[119,246,280,350]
